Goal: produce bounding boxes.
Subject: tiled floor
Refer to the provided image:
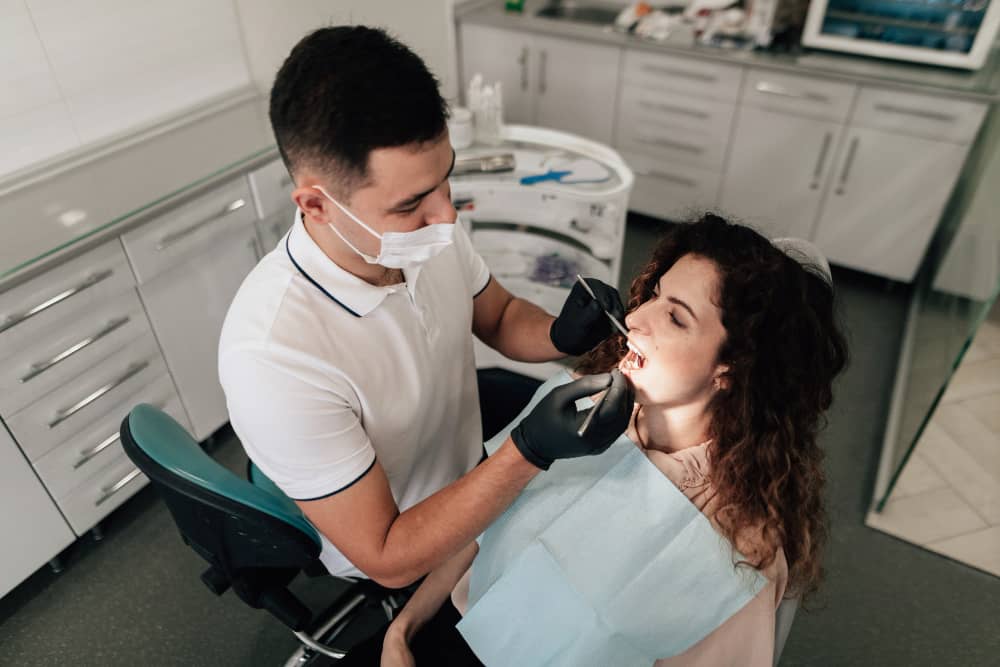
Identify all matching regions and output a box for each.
[867,307,1000,577]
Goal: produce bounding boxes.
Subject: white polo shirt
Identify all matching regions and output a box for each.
[219,211,490,577]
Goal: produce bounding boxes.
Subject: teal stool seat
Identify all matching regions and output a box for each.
[120,403,383,660]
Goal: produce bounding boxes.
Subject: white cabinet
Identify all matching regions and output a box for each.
[813,126,970,282]
[248,158,296,254]
[719,107,843,240]
[459,24,621,144]
[615,50,742,222]
[0,424,75,598]
[122,178,259,441]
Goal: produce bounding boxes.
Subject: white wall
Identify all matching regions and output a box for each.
[234,0,460,102]
[0,0,251,180]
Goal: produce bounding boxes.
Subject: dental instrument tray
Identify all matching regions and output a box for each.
[453,153,516,176]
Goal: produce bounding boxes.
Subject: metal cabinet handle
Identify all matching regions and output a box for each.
[95,468,143,506]
[48,360,150,428]
[634,168,697,188]
[20,316,131,383]
[638,135,705,155]
[638,100,710,120]
[810,132,833,190]
[75,432,121,469]
[836,137,860,195]
[873,103,956,123]
[518,47,529,91]
[538,50,548,95]
[755,81,829,103]
[156,198,246,251]
[0,269,114,334]
[640,64,716,83]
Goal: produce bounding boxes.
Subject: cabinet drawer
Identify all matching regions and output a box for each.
[851,87,987,144]
[623,50,743,102]
[248,158,295,220]
[33,374,186,499]
[622,151,721,222]
[57,453,148,536]
[617,84,734,171]
[121,178,256,284]
[0,241,134,357]
[743,69,856,122]
[0,290,151,417]
[7,334,167,462]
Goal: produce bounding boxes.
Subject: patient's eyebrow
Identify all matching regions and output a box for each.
[668,296,698,322]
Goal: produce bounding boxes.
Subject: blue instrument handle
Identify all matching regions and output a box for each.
[520,170,571,185]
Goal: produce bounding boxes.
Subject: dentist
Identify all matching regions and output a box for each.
[218,25,633,593]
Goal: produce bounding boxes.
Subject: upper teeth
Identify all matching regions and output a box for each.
[625,342,645,370]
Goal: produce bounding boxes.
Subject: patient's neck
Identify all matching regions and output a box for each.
[634,400,712,454]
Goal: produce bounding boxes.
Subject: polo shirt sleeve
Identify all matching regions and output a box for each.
[219,345,376,501]
[454,222,491,297]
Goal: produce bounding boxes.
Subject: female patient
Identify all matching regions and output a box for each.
[378,214,848,666]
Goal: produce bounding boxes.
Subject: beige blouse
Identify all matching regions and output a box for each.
[452,441,789,666]
[644,442,788,667]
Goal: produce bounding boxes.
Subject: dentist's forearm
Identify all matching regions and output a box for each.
[488,297,564,362]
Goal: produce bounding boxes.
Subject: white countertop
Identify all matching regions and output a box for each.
[0,89,277,291]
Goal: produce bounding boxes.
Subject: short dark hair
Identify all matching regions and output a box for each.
[269,26,448,194]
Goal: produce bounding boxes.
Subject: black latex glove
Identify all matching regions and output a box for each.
[511,370,635,470]
[549,278,626,356]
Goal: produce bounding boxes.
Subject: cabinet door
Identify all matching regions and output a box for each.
[138,227,259,440]
[719,106,842,241]
[813,127,969,282]
[0,425,74,598]
[459,24,535,124]
[534,34,621,145]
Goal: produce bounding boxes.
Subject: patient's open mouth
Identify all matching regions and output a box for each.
[622,342,645,371]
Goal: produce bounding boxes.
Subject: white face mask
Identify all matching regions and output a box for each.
[313,185,455,270]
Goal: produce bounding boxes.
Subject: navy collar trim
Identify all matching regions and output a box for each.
[285,234,362,318]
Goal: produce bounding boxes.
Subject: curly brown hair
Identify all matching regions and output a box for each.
[577,213,848,601]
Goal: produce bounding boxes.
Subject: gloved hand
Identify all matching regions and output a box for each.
[549,278,626,356]
[511,370,634,471]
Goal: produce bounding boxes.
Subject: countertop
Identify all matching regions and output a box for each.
[0,88,278,291]
[457,0,1000,102]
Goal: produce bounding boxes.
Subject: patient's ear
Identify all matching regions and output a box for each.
[713,365,730,391]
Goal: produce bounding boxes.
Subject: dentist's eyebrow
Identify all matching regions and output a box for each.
[388,150,456,211]
[668,296,698,322]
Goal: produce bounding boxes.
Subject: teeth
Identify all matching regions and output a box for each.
[622,344,645,371]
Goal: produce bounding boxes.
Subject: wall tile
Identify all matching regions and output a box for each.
[0,0,64,119]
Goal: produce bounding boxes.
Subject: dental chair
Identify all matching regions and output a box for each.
[120,404,405,664]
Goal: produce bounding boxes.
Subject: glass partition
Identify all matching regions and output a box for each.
[874,105,1000,508]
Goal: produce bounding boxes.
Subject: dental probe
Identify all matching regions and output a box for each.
[574,275,648,359]
[577,385,610,437]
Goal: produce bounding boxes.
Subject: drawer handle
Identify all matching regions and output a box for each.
[48,360,150,429]
[74,399,166,469]
[638,100,710,120]
[155,198,247,251]
[518,47,529,91]
[20,316,131,383]
[634,168,697,188]
[873,103,957,123]
[755,81,829,103]
[0,269,114,334]
[75,432,121,469]
[638,135,705,155]
[810,132,834,190]
[95,468,143,506]
[538,49,548,95]
[836,137,860,195]
[640,64,717,83]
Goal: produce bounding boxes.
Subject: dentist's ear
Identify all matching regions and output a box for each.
[293,186,330,223]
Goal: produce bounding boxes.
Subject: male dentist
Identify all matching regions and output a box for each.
[219,26,632,590]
